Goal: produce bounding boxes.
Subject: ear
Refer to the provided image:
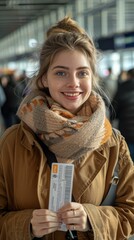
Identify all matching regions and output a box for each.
[42,74,48,87]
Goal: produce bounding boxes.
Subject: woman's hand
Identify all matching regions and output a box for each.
[30,209,60,238]
[58,202,90,232]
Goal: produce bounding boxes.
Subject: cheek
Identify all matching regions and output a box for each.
[84,79,92,91]
[48,83,58,96]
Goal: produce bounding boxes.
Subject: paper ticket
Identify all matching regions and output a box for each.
[48,163,74,231]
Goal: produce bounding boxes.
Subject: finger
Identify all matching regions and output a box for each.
[33,221,60,229]
[33,209,57,217]
[33,225,59,238]
[58,208,81,219]
[67,222,88,232]
[31,219,61,238]
[59,207,85,220]
[62,212,88,227]
[58,202,80,212]
[62,216,80,225]
[31,215,59,225]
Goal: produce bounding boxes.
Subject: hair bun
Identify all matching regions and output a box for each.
[47,16,86,37]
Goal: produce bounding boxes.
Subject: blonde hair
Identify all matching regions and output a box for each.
[30,16,100,91]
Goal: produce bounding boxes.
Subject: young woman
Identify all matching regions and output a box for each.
[0,17,134,240]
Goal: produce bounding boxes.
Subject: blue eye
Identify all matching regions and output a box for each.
[78,71,88,77]
[56,71,66,76]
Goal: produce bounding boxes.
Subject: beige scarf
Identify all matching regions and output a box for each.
[17,89,112,160]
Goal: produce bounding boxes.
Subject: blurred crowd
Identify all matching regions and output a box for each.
[101,67,134,161]
[0,70,28,136]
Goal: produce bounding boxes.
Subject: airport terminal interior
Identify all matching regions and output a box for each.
[0,0,134,78]
[0,1,134,239]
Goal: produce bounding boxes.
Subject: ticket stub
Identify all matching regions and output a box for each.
[48,163,74,231]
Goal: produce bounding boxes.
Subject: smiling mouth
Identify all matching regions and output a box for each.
[63,92,81,96]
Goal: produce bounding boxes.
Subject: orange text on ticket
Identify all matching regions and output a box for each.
[52,164,58,173]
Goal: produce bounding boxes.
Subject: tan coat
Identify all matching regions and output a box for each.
[0,122,134,240]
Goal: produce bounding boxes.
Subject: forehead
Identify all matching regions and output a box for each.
[50,49,90,68]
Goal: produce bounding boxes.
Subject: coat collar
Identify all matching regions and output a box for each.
[20,121,37,150]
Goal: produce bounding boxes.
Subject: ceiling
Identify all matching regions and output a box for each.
[0,0,71,40]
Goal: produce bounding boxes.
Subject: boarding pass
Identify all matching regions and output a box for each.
[48,163,74,231]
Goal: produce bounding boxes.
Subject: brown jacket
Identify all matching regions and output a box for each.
[0,122,134,240]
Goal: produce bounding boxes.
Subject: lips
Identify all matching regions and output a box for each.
[63,92,81,96]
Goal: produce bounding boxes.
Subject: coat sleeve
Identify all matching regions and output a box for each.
[83,135,134,240]
[0,209,34,240]
[0,137,33,240]
[0,161,34,240]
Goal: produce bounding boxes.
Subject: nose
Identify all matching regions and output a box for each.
[67,73,80,88]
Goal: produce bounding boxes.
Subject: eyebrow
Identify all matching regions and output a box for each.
[52,66,90,70]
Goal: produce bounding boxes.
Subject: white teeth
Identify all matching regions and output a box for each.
[64,92,79,96]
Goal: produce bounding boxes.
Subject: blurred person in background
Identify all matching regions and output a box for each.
[0,74,20,129]
[117,69,128,86]
[0,83,6,136]
[13,69,28,98]
[101,67,118,102]
[111,68,134,161]
[100,67,118,120]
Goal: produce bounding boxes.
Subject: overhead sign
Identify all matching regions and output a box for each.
[96,30,134,51]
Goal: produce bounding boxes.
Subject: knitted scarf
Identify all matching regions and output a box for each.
[17,89,112,160]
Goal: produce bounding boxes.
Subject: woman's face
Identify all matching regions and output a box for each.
[42,50,92,114]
